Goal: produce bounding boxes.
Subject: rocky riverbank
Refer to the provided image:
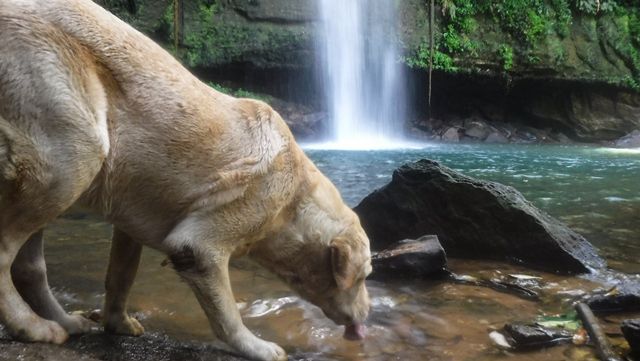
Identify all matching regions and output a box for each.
[0,329,246,361]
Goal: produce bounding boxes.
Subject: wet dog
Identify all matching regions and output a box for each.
[0,1,371,360]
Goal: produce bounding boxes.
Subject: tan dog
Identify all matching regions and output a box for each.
[0,0,371,360]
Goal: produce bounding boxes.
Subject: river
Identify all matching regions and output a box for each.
[41,143,639,360]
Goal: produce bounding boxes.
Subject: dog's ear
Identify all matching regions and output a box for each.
[330,237,358,290]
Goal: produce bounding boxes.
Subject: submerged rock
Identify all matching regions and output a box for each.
[622,320,640,355]
[370,235,447,279]
[502,323,573,349]
[354,159,606,273]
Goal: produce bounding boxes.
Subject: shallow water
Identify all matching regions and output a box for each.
[44,143,639,360]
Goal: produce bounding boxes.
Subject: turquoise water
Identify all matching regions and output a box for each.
[307,144,640,273]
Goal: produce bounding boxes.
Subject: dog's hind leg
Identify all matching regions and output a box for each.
[11,230,94,335]
[0,125,105,343]
[0,17,109,342]
[103,228,144,336]
[0,123,105,343]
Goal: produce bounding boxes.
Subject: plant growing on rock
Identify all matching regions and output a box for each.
[499,44,514,71]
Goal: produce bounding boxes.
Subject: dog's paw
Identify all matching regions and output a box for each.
[59,313,95,335]
[104,314,145,336]
[230,331,287,361]
[249,339,287,361]
[13,318,69,344]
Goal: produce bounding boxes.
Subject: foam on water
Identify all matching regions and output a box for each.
[301,138,431,151]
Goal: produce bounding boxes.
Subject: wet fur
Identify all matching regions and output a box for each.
[0,1,371,360]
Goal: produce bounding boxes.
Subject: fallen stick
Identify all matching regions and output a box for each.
[575,302,623,361]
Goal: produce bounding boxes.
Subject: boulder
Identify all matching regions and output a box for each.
[485,131,509,144]
[270,98,325,138]
[463,119,491,140]
[441,127,462,142]
[354,159,606,273]
[370,235,447,279]
[622,320,640,355]
[613,130,640,148]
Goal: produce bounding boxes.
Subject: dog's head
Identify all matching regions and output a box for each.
[314,226,372,340]
[249,169,372,340]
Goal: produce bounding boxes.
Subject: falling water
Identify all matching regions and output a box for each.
[317,0,408,149]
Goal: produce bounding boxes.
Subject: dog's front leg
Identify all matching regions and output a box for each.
[171,245,287,361]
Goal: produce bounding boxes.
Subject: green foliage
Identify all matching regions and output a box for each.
[440,0,478,54]
[443,24,475,53]
[630,10,640,46]
[623,75,640,91]
[483,0,552,44]
[551,0,573,37]
[441,0,457,19]
[433,51,457,71]
[498,44,514,71]
[162,1,305,68]
[574,0,617,14]
[549,38,567,64]
[405,42,457,72]
[207,82,274,102]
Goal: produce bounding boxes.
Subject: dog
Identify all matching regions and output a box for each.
[0,0,372,360]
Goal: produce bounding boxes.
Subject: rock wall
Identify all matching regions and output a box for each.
[96,0,640,142]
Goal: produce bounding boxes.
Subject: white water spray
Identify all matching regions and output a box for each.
[316,0,408,149]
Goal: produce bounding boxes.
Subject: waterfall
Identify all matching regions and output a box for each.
[317,0,407,149]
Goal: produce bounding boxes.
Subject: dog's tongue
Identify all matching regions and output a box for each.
[344,323,366,341]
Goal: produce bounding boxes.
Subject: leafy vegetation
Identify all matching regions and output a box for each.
[162,0,306,68]
[207,82,275,103]
[404,0,640,88]
[498,44,514,71]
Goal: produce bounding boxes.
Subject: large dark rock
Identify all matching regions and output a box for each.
[587,293,640,314]
[503,323,573,349]
[585,271,640,313]
[370,235,447,279]
[354,159,606,273]
[622,320,640,355]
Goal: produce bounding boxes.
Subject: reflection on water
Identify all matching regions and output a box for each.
[44,143,638,360]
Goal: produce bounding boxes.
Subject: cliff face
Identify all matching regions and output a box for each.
[401,0,640,86]
[98,0,317,69]
[97,0,640,141]
[400,0,640,141]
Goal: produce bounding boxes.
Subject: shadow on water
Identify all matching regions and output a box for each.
[2,143,637,360]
